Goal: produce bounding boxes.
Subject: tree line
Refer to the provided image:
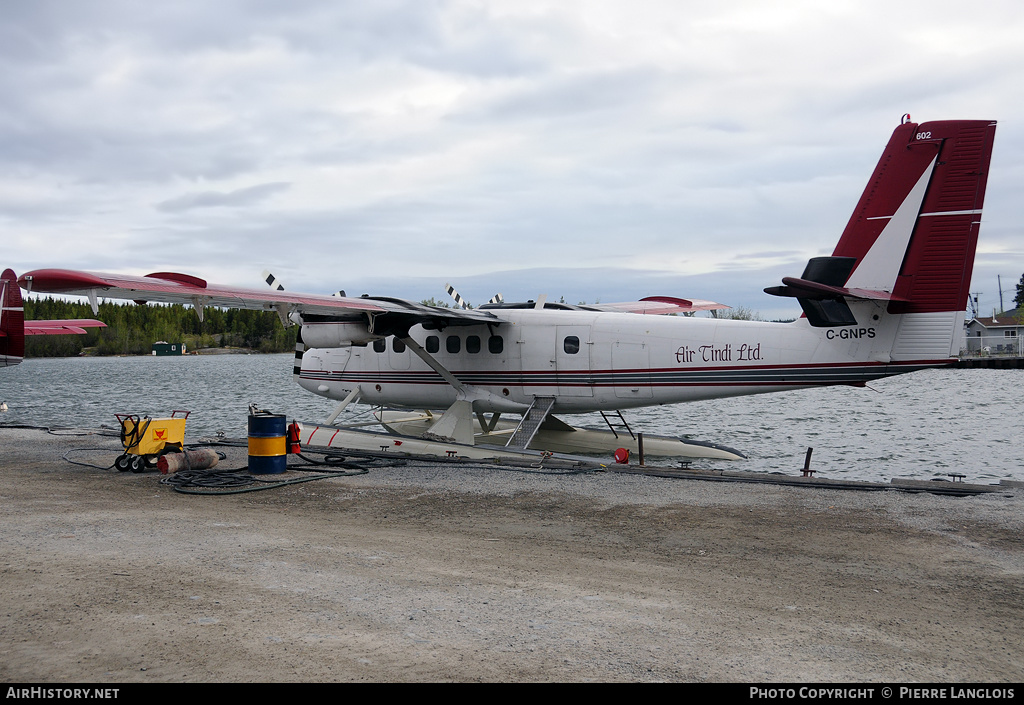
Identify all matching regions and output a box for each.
[23,298,297,357]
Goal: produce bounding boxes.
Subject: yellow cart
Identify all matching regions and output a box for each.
[114,411,190,473]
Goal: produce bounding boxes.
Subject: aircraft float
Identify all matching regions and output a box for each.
[10,118,997,461]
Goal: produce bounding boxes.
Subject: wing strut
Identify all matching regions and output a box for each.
[399,335,465,392]
[396,333,528,444]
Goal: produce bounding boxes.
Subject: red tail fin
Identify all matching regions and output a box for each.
[833,120,997,314]
[1,268,26,366]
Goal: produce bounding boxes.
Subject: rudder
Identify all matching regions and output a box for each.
[1,268,26,366]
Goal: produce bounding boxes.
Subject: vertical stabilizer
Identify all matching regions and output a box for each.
[835,120,997,314]
[1,268,26,366]
[767,119,997,361]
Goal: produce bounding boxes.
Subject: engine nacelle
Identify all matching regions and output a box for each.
[300,319,381,348]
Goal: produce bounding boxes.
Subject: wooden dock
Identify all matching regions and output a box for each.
[612,465,1017,496]
[957,356,1024,368]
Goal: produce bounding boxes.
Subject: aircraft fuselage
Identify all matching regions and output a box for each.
[297,306,959,413]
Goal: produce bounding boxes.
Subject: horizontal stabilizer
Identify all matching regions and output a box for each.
[765,278,907,302]
[25,319,106,335]
[764,255,904,327]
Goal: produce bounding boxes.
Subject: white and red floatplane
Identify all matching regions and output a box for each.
[9,119,997,461]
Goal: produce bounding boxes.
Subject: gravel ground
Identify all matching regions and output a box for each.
[1,426,1022,682]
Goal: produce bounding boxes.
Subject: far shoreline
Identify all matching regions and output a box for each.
[24,346,272,359]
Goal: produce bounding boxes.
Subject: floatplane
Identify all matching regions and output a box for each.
[12,118,996,462]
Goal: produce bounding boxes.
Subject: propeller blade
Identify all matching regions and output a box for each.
[444,283,470,309]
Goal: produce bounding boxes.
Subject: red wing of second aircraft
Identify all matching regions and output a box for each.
[24,319,107,335]
[592,296,728,315]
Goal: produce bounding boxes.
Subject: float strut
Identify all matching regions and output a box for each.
[325,387,361,426]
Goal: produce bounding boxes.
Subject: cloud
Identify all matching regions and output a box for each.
[155,182,291,212]
[3,0,1023,318]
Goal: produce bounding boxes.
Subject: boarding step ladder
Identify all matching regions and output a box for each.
[599,410,636,440]
[505,396,556,450]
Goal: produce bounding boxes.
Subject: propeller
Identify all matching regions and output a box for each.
[444,283,503,309]
[261,270,307,379]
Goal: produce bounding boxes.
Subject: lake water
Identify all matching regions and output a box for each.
[2,354,1020,483]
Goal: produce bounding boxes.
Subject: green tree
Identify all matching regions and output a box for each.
[710,306,763,321]
[1014,273,1024,310]
[23,298,297,357]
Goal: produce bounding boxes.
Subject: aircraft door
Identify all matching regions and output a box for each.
[612,341,653,399]
[518,325,558,396]
[556,325,593,397]
[388,336,411,370]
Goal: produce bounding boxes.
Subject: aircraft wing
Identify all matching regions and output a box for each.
[590,296,729,315]
[17,269,499,332]
[24,319,107,335]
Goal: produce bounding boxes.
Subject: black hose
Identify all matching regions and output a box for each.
[62,447,119,470]
[119,416,151,454]
[160,461,370,495]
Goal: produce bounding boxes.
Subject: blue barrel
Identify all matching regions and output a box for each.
[248,413,287,474]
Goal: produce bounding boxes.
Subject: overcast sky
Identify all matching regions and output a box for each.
[4,0,1023,319]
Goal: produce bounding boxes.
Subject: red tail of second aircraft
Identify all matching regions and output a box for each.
[1,268,26,367]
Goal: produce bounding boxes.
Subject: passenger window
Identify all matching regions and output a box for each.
[426,336,439,353]
[466,335,481,354]
[564,336,580,354]
[373,339,386,353]
[393,338,406,353]
[488,335,503,354]
[446,335,461,354]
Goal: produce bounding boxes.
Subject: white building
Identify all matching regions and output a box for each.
[965,308,1023,355]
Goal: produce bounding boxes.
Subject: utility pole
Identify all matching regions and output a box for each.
[969,292,982,319]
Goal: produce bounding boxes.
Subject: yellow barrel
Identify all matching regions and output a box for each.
[248,413,287,474]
